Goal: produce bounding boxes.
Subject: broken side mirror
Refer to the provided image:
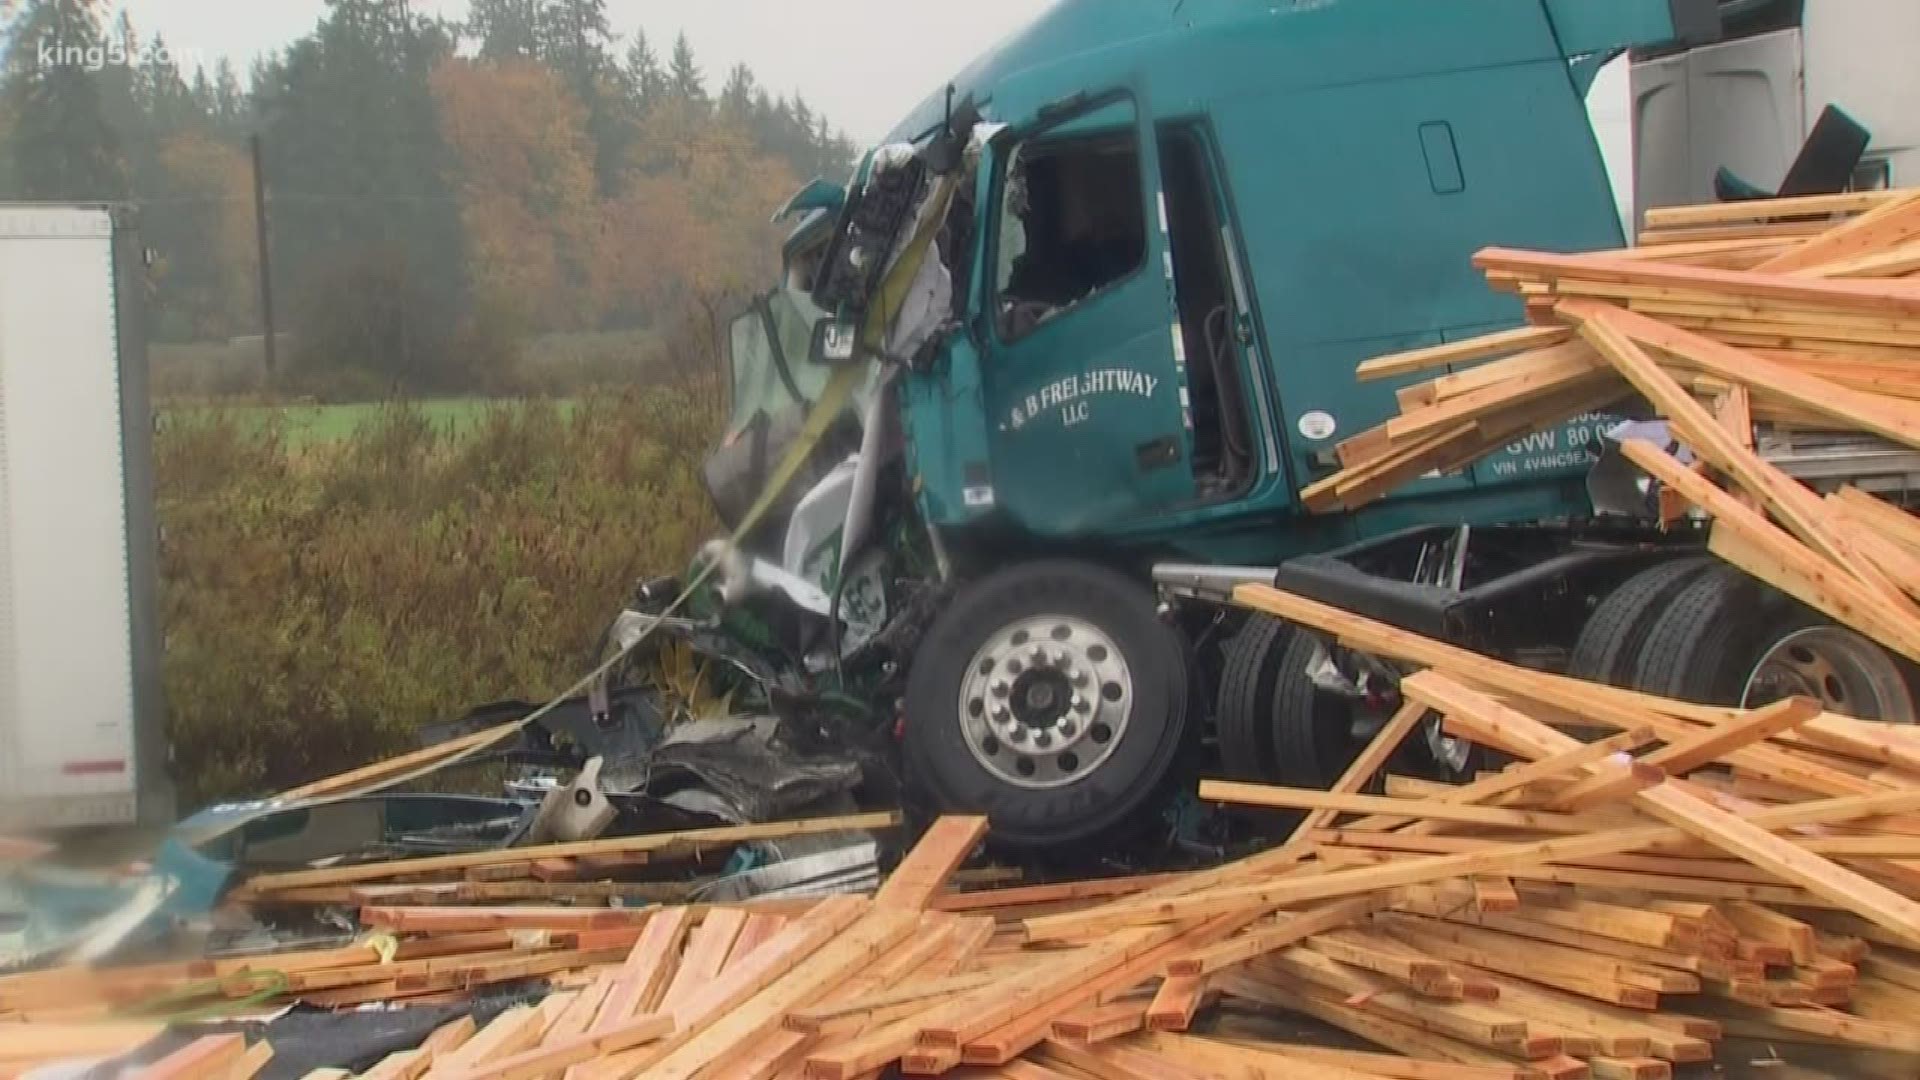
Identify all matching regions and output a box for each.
[809,317,860,366]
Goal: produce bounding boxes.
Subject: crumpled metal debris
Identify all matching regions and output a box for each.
[644,716,864,825]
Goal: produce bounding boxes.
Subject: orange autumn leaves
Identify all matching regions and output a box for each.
[432,58,800,334]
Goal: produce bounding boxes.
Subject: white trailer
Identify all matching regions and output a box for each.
[0,205,170,832]
[1627,0,1920,220]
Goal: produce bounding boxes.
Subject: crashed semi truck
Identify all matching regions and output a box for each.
[556,0,1920,853]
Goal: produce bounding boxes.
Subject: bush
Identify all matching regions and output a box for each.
[157,380,724,808]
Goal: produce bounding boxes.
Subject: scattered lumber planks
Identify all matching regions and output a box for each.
[1309,191,1920,630]
[16,726,1920,1079]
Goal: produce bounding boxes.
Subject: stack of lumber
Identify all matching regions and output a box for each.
[1310,187,1920,518]
[16,596,1920,1079]
[1306,187,1920,675]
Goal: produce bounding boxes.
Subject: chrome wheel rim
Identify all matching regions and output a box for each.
[957,616,1133,790]
[1742,626,1916,723]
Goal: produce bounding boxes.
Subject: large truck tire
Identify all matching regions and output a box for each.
[1269,631,1363,790]
[1630,565,1918,722]
[1262,632,1480,792]
[1569,557,1717,687]
[1215,615,1292,783]
[902,560,1191,851]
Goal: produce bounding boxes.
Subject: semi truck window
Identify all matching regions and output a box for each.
[994,101,1145,340]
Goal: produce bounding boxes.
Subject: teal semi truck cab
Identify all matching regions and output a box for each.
[662,0,1920,853]
[879,0,1661,561]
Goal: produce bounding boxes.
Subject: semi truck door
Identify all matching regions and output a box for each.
[977,93,1197,535]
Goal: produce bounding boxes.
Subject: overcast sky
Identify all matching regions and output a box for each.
[113,0,1056,142]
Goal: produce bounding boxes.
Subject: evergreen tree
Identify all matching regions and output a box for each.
[666,32,704,106]
[623,29,666,108]
[211,59,247,137]
[2,0,128,199]
[538,0,628,195]
[254,0,469,387]
[717,62,755,128]
[467,0,541,60]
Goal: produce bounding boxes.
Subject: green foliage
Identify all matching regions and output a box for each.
[156,381,724,808]
[3,0,129,199]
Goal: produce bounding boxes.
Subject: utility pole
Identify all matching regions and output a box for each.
[249,133,278,377]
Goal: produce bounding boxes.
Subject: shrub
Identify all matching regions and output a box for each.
[157,380,724,808]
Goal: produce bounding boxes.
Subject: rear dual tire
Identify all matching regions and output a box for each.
[1626,563,1917,721]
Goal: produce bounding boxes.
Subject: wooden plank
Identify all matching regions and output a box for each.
[1053,1000,1151,1042]
[590,906,691,1032]
[1548,697,1822,810]
[223,1040,275,1080]
[259,880,699,906]
[1568,301,1912,610]
[359,906,651,934]
[1635,782,1920,951]
[1238,581,1917,799]
[785,971,1000,1033]
[875,816,989,910]
[1247,952,1551,1056]
[635,908,919,1080]
[1354,728,1660,836]
[932,872,1191,913]
[1473,246,1920,317]
[1355,325,1574,382]
[435,1005,552,1070]
[1386,350,1606,441]
[418,1015,477,1059]
[238,811,901,895]
[1757,190,1920,273]
[139,1033,248,1080]
[1084,693,1434,927]
[1218,974,1581,1075]
[1592,303,1920,454]
[727,912,789,966]
[428,1013,672,1080]
[0,1021,165,1063]
[1622,440,1920,662]
[1471,875,1522,914]
[1143,975,1209,1031]
[1375,917,1669,1007]
[1163,895,1384,976]
[576,898,873,1080]
[1709,1005,1920,1052]
[1430,670,1920,948]
[1185,1035,1540,1080]
[1641,189,1906,229]
[1198,780,1615,833]
[656,906,748,1014]
[464,861,533,883]
[276,719,524,803]
[1026,775,1920,942]
[1834,487,1920,557]
[529,858,580,883]
[950,913,1259,1066]
[360,1050,429,1080]
[1303,421,1480,511]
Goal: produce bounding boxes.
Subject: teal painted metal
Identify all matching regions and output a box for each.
[878,0,1687,563]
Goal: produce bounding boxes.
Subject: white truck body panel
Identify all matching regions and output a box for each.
[1622,0,1920,221]
[1803,0,1920,187]
[0,205,167,832]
